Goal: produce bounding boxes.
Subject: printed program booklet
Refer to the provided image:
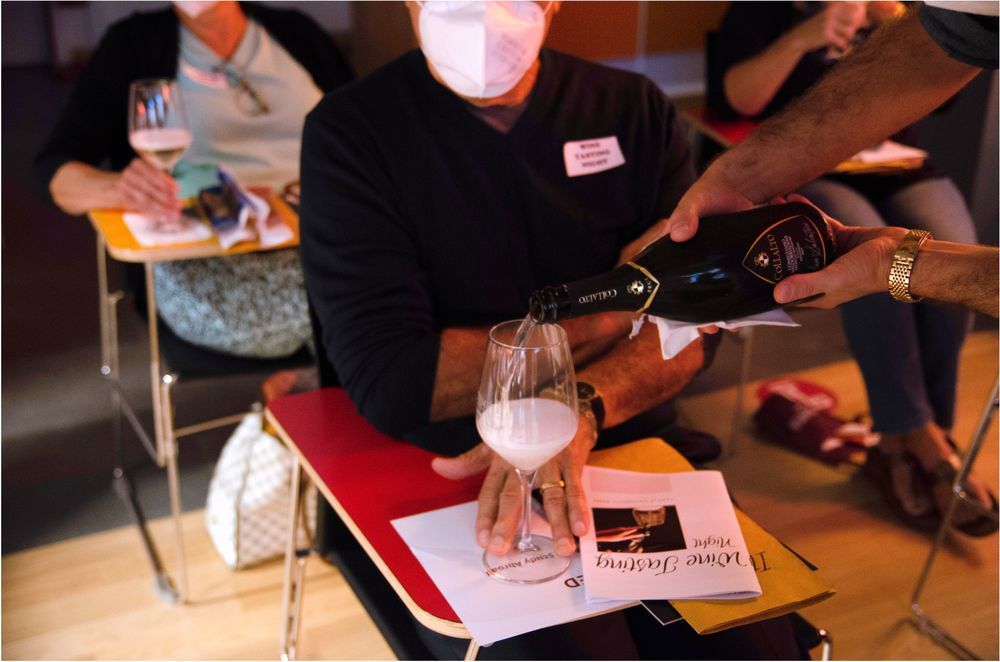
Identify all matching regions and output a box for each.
[580,466,762,601]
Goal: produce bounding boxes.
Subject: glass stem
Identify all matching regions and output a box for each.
[516,468,538,552]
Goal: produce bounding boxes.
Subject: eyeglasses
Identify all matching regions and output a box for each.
[219,67,270,116]
[416,1,554,18]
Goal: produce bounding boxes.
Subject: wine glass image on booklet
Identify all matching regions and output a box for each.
[594,506,685,554]
[476,319,578,584]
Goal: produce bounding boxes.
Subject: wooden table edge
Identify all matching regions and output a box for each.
[679,108,736,149]
[88,195,299,264]
[265,406,472,640]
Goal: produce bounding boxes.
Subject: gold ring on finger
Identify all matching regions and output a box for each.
[538,480,566,491]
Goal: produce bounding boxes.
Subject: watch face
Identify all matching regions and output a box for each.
[577,381,596,401]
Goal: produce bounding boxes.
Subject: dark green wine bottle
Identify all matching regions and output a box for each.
[529,202,837,324]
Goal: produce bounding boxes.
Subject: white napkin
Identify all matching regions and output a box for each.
[122,212,213,247]
[631,309,800,360]
[217,168,291,249]
[247,188,293,248]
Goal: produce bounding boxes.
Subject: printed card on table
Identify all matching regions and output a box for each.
[392,501,632,645]
[579,466,761,601]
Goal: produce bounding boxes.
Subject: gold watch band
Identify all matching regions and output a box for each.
[888,229,931,303]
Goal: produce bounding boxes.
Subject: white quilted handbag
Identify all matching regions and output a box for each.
[206,412,317,569]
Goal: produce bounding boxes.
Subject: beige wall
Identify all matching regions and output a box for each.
[646,1,729,53]
[349,3,417,77]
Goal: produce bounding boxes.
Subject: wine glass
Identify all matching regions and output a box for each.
[632,506,666,529]
[627,506,667,552]
[128,79,191,228]
[476,319,578,584]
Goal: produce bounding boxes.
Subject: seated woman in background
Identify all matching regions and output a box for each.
[35,0,352,360]
[708,1,996,536]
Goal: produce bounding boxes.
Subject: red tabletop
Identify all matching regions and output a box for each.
[681,106,759,148]
[266,388,481,636]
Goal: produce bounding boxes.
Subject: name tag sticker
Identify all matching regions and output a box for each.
[563,136,626,178]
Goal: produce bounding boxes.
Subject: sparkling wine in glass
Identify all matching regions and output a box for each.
[476,319,578,583]
[128,79,192,174]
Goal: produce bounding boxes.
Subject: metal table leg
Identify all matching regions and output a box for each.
[281,454,310,661]
[910,375,999,660]
[98,238,181,604]
[144,262,188,603]
[727,326,755,459]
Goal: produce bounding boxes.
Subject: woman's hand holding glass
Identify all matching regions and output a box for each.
[127,78,191,228]
[112,157,182,222]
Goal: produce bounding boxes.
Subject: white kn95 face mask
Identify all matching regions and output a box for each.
[174,1,217,19]
[418,1,548,99]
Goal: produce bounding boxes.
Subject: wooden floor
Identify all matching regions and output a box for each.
[683,330,999,661]
[3,332,997,660]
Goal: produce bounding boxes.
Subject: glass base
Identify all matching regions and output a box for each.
[481,535,571,584]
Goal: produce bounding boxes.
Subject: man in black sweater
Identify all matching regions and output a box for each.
[301,2,802,658]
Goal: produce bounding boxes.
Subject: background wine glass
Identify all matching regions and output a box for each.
[475,319,578,584]
[127,79,191,226]
[632,506,667,529]
[627,506,667,552]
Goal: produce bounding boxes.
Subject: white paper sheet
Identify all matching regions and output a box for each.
[852,140,928,164]
[122,212,214,247]
[249,187,293,248]
[579,467,761,601]
[631,309,800,359]
[391,501,633,645]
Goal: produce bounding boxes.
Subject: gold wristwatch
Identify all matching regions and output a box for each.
[888,229,931,303]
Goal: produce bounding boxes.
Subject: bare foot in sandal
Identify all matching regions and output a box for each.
[900,422,998,536]
[876,434,934,520]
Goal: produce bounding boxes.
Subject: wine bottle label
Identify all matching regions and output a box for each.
[564,263,660,315]
[623,261,661,313]
[741,215,828,284]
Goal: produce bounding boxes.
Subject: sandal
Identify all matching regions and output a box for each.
[864,445,941,532]
[918,438,999,538]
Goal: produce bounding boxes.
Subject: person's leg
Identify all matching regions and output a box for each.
[798,179,935,431]
[417,609,641,660]
[797,179,935,521]
[154,249,312,358]
[624,608,808,660]
[877,177,994,531]
[878,177,976,429]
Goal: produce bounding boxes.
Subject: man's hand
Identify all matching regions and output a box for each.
[773,195,906,308]
[431,418,595,557]
[619,170,756,262]
[113,157,182,222]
